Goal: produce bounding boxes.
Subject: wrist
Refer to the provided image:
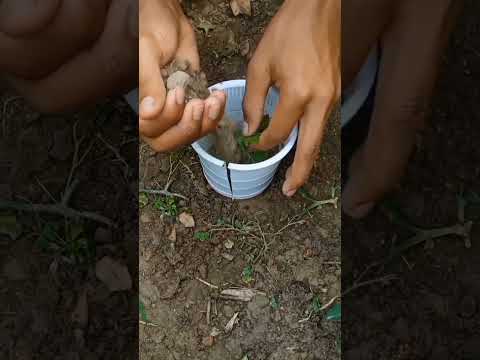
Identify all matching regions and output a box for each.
[282,0,338,16]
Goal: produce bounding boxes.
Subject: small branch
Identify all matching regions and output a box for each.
[0,200,116,227]
[62,178,80,206]
[206,299,211,325]
[97,133,130,178]
[139,188,188,201]
[344,274,398,298]
[196,277,219,290]
[319,296,339,311]
[308,197,338,210]
[312,274,399,316]
[139,320,159,327]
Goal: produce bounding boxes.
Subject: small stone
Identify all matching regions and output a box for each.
[221,253,234,261]
[224,239,234,249]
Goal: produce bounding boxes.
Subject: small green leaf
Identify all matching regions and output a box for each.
[270,295,280,310]
[242,264,254,283]
[139,193,149,208]
[154,197,178,217]
[312,296,322,314]
[250,151,271,162]
[194,231,211,241]
[139,299,148,322]
[326,303,341,321]
[37,223,59,251]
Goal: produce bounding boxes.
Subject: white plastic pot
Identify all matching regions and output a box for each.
[341,46,379,127]
[192,80,298,200]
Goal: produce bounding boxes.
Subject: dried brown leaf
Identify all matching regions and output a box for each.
[179,212,195,228]
[95,256,132,292]
[230,0,251,16]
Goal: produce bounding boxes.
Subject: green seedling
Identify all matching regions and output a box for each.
[37,222,60,252]
[64,223,94,264]
[139,299,148,322]
[154,196,178,217]
[241,264,255,284]
[38,222,93,264]
[312,296,322,314]
[194,231,211,241]
[235,115,274,164]
[326,303,341,321]
[270,295,280,310]
[139,193,149,208]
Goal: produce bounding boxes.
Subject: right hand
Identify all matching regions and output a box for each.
[243,0,340,197]
[139,0,226,152]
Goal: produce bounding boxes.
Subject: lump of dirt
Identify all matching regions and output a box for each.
[162,60,210,101]
[162,61,246,164]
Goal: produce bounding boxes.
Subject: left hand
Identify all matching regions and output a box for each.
[1,0,138,113]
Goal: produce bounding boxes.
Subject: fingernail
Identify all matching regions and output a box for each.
[208,101,220,120]
[175,87,185,105]
[243,122,249,136]
[193,103,204,121]
[282,181,297,197]
[141,96,156,111]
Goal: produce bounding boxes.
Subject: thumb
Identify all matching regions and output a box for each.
[139,37,166,119]
[243,57,271,136]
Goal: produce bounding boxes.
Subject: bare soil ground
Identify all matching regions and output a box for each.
[342,1,480,359]
[0,97,139,358]
[139,1,341,359]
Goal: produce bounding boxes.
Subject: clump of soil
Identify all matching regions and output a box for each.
[162,61,274,164]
